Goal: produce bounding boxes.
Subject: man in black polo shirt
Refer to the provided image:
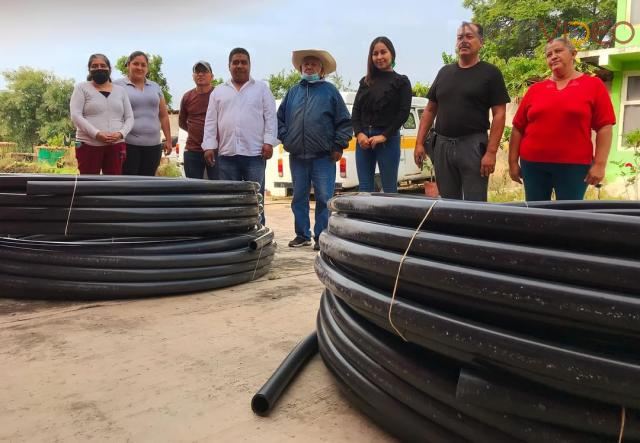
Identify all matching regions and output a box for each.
[414,22,510,201]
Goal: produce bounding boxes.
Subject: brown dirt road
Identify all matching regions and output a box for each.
[0,201,393,442]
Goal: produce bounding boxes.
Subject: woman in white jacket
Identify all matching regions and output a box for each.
[69,53,134,174]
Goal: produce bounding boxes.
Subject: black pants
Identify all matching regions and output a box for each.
[122,144,162,176]
[428,132,489,201]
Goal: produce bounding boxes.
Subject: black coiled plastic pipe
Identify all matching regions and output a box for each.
[311,193,640,442]
[0,174,274,299]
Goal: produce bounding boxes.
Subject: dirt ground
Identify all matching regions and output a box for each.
[0,200,393,443]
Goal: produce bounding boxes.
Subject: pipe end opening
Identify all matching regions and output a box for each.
[251,394,270,416]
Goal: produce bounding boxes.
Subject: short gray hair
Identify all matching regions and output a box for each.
[546,37,577,54]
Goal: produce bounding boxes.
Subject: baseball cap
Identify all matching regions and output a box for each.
[193,61,212,73]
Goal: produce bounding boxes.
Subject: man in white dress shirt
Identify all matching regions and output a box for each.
[202,47,277,224]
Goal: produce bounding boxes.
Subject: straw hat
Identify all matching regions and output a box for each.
[291,49,337,75]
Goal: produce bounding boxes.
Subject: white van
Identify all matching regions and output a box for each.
[265,92,428,197]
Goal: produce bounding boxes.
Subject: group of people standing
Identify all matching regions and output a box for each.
[277,36,415,249]
[69,21,616,249]
[70,52,172,176]
[414,22,615,203]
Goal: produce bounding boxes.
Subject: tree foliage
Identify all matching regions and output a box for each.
[464,0,617,59]
[39,76,76,145]
[462,0,615,98]
[412,82,430,98]
[0,67,74,150]
[267,69,301,99]
[116,54,173,107]
[481,41,550,99]
[327,72,356,91]
[441,52,457,64]
[267,70,358,98]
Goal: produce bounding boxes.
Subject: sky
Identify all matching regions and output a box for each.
[0,0,471,108]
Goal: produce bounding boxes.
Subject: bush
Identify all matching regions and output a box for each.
[156,162,182,177]
[610,130,640,199]
[0,157,77,174]
[0,158,55,173]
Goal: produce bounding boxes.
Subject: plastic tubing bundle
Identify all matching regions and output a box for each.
[0,174,275,299]
[314,193,640,442]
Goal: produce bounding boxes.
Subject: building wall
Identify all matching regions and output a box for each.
[617,0,640,46]
[609,72,624,170]
[605,0,640,186]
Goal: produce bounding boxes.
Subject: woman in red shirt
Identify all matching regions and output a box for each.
[509,37,616,200]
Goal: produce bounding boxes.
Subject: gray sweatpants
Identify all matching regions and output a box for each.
[427,132,489,201]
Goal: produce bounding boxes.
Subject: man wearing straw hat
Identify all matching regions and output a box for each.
[277,49,352,251]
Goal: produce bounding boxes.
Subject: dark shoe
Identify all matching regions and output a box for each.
[313,242,320,251]
[288,236,311,248]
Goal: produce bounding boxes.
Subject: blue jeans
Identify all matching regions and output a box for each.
[356,128,401,193]
[520,159,590,201]
[290,155,337,241]
[218,155,266,224]
[183,150,219,180]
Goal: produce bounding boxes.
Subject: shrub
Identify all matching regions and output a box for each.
[610,130,640,199]
[156,162,182,177]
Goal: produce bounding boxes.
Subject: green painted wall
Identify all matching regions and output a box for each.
[605,0,639,181]
[623,60,640,69]
[607,72,625,179]
[616,0,640,46]
[618,0,626,21]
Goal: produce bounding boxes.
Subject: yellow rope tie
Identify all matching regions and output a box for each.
[619,407,626,443]
[64,174,79,237]
[388,200,439,341]
[251,183,266,281]
[252,244,265,281]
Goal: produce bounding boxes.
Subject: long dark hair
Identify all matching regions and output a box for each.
[86,53,112,82]
[365,36,396,86]
[126,50,149,66]
[126,51,150,79]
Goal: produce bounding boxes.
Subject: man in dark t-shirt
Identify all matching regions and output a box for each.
[179,61,219,179]
[414,22,510,201]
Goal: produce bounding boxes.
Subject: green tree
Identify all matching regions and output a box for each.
[0,123,8,141]
[267,69,301,99]
[463,0,616,59]
[212,78,224,87]
[441,52,457,64]
[38,77,75,145]
[461,0,614,98]
[116,53,173,107]
[0,67,74,151]
[481,41,550,98]
[412,82,430,97]
[327,72,356,91]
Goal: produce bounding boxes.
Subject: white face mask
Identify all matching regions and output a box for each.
[302,73,321,82]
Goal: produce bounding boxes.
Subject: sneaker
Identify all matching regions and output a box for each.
[313,242,320,251]
[288,236,311,248]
